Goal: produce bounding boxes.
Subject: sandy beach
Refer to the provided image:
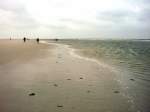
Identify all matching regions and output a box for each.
[0,40,134,112]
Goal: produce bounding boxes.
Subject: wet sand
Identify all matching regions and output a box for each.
[0,40,134,112]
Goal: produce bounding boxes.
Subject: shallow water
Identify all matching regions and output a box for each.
[57,39,150,112]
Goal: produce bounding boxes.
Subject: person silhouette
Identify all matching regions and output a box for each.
[23,37,26,42]
[36,38,39,43]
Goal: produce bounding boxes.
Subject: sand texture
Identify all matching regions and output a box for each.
[0,40,134,112]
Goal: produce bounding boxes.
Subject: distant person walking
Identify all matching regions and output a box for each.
[36,38,39,43]
[23,37,26,42]
[55,38,59,42]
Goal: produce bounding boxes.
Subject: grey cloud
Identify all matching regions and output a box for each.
[0,8,39,29]
[0,0,25,13]
[96,9,140,25]
[129,0,150,5]
[0,0,39,31]
[13,11,39,29]
[96,0,150,25]
[138,8,150,22]
[0,0,150,39]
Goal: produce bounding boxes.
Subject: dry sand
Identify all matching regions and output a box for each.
[0,40,134,112]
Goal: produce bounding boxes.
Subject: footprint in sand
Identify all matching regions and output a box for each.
[114,90,120,94]
[87,90,91,93]
[57,105,63,108]
[54,84,58,87]
[130,79,135,81]
[29,93,36,96]
[58,54,62,58]
[80,77,83,79]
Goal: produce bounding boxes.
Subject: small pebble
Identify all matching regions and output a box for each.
[67,78,71,80]
[80,77,83,79]
[29,93,36,96]
[57,105,63,108]
[54,84,58,87]
[130,79,135,81]
[114,91,120,94]
[87,90,91,93]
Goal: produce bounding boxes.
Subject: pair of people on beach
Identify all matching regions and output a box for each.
[23,37,39,43]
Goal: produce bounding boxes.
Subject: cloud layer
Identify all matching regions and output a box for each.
[0,0,150,39]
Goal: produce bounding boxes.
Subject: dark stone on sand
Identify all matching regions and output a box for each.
[87,90,91,93]
[54,84,58,87]
[130,79,135,81]
[67,78,71,80]
[114,91,120,94]
[80,77,83,79]
[71,107,75,109]
[29,93,36,96]
[57,105,63,108]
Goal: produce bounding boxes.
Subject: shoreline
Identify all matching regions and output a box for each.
[53,40,150,112]
[44,41,136,111]
[47,41,139,110]
[0,40,135,112]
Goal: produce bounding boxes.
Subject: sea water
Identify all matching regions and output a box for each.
[57,39,150,112]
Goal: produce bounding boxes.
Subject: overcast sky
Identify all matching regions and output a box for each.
[0,0,150,39]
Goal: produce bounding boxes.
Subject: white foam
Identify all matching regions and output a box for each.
[68,45,119,74]
[41,40,118,74]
